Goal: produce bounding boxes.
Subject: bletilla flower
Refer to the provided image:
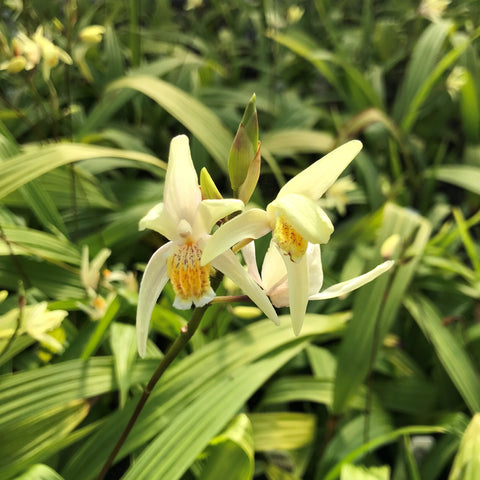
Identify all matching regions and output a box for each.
[136,135,278,357]
[243,241,394,317]
[202,140,363,334]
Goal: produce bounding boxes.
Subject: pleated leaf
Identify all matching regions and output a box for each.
[107,75,233,171]
[0,143,165,199]
[61,313,349,480]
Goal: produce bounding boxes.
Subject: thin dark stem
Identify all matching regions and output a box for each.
[95,305,210,480]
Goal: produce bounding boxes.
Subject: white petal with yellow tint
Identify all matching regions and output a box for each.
[305,243,324,296]
[136,242,173,357]
[269,193,334,245]
[241,241,262,285]
[283,250,309,335]
[261,241,287,292]
[163,135,202,222]
[139,203,177,239]
[309,260,394,300]
[211,249,279,326]
[201,208,270,265]
[194,198,244,236]
[278,140,362,200]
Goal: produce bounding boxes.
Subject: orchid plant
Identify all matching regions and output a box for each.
[136,99,394,353]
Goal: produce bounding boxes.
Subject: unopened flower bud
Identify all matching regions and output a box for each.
[228,94,259,193]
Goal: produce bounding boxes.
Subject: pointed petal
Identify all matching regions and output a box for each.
[164,135,202,222]
[270,193,334,244]
[283,251,309,336]
[278,140,362,200]
[241,241,262,286]
[306,243,324,296]
[211,249,279,326]
[310,260,394,300]
[139,203,177,239]
[261,240,287,292]
[201,208,270,266]
[136,242,173,357]
[194,198,244,236]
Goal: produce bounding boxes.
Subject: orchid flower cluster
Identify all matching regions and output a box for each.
[136,97,393,357]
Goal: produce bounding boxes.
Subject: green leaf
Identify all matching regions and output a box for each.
[14,464,65,480]
[340,464,390,480]
[0,400,89,478]
[405,294,480,413]
[107,75,233,172]
[0,226,81,265]
[248,412,316,451]
[428,165,480,195]
[448,414,480,480]
[199,414,254,480]
[0,143,165,200]
[333,204,431,414]
[61,313,349,480]
[322,424,445,480]
[110,322,138,408]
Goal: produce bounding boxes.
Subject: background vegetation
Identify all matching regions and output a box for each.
[1,0,480,479]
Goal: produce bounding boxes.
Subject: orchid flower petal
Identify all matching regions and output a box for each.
[269,193,334,245]
[283,250,310,335]
[261,240,287,292]
[193,198,244,236]
[309,260,394,301]
[201,208,270,265]
[163,135,202,222]
[278,140,362,200]
[136,242,173,357]
[241,241,262,286]
[306,243,324,296]
[139,203,177,239]
[211,249,279,326]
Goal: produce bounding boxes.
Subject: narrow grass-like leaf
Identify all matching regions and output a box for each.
[392,21,451,125]
[107,75,233,171]
[81,295,120,360]
[0,144,165,199]
[269,31,382,110]
[405,294,480,413]
[110,322,138,408]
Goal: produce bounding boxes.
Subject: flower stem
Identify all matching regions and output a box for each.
[95,305,209,480]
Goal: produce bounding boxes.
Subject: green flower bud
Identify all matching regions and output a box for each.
[200,167,223,199]
[228,94,259,193]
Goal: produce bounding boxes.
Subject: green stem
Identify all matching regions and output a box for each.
[95,304,210,480]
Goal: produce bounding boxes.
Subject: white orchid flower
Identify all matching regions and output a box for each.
[136,135,278,357]
[202,140,363,334]
[243,241,394,324]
